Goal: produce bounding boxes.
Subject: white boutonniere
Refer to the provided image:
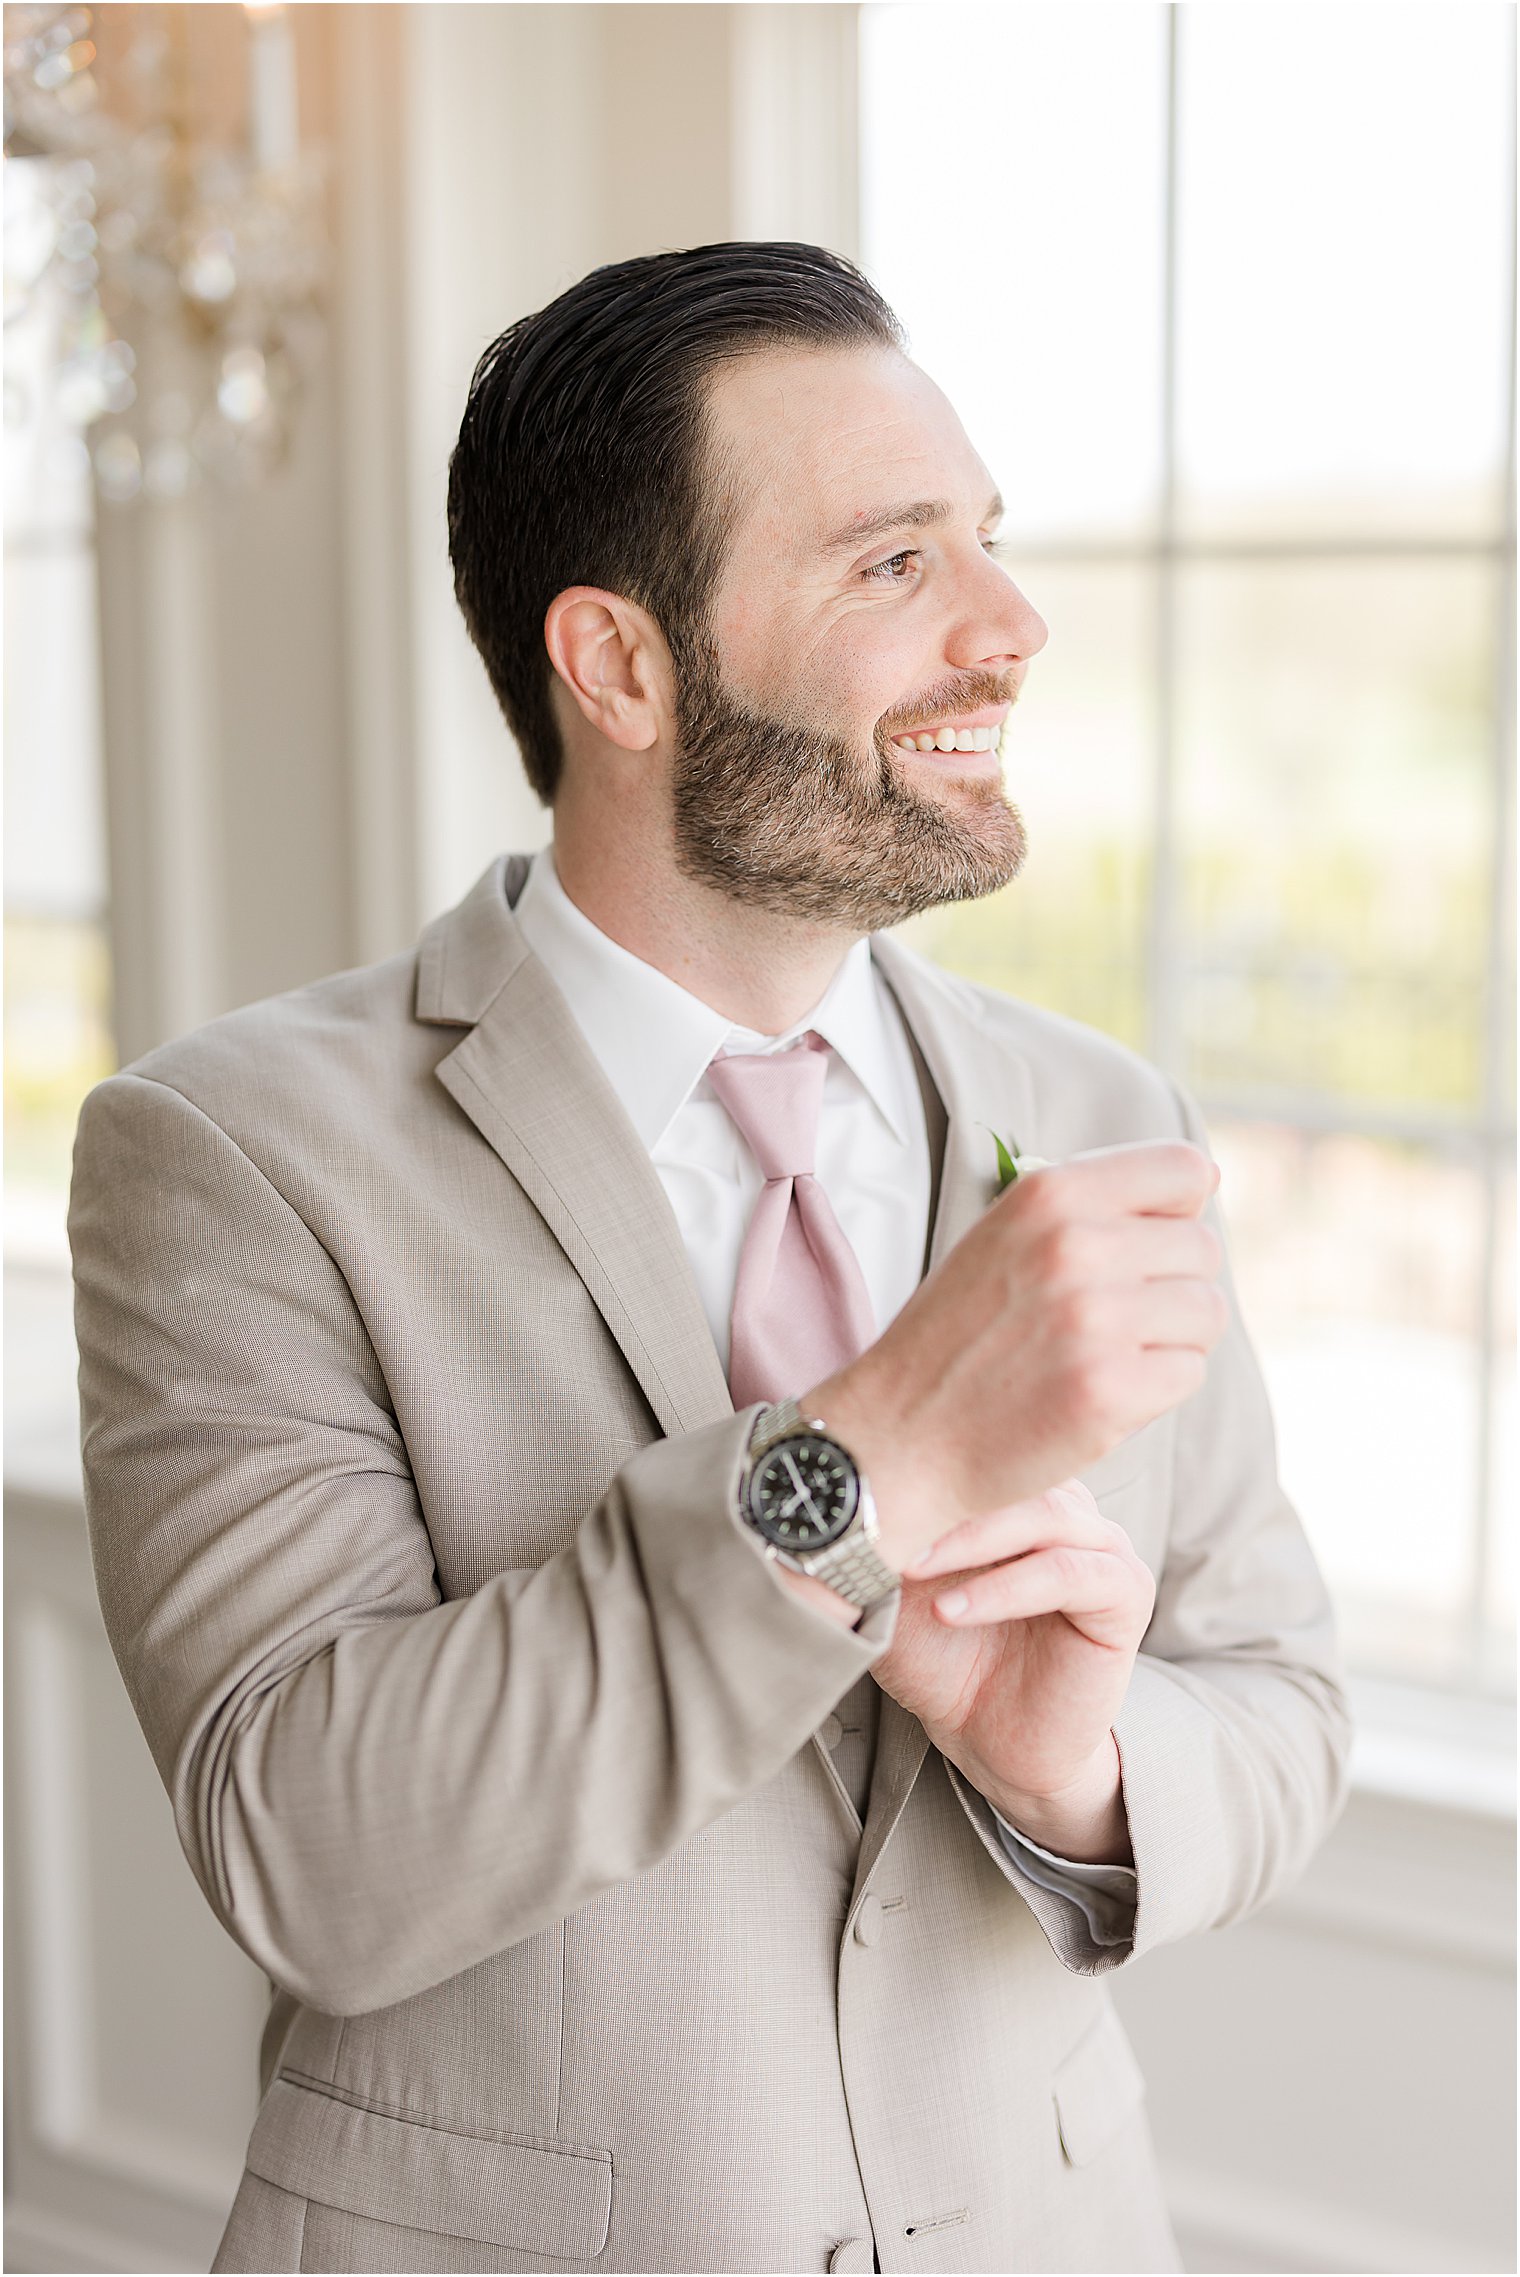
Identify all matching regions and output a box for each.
[987,1126,1050,1193]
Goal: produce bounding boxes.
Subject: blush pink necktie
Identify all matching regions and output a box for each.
[706,1030,878,1409]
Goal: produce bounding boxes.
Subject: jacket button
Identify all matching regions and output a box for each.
[819,1712,844,1749]
[828,2242,874,2274]
[853,1893,884,1947]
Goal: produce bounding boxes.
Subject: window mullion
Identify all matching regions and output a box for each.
[1190,1091,1509,1150]
[1009,535,1509,565]
[1468,37,1518,1670]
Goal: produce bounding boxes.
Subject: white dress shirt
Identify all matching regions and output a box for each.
[513,845,1137,1945]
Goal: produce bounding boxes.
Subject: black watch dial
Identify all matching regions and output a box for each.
[744,1434,859,1552]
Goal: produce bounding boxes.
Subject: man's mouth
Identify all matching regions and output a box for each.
[888,706,1008,757]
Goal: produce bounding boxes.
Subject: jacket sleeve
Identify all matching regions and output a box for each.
[70,1070,892,2018]
[947,1078,1353,1973]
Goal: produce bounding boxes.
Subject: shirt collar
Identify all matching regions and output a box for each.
[511,846,914,1151]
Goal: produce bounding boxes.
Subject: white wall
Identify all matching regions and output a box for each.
[1115,1787,1515,2273]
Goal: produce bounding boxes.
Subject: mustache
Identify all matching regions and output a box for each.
[876,669,1023,741]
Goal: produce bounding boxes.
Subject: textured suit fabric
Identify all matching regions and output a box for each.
[69,853,1352,2275]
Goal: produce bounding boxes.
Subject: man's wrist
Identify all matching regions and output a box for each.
[964,1734,1133,1868]
[801,1367,942,1574]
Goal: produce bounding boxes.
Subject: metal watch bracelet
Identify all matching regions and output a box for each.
[746,1401,900,1613]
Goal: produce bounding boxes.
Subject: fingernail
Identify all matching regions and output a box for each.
[937,1590,969,1619]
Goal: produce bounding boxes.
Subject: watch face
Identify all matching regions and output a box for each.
[744,1435,859,1553]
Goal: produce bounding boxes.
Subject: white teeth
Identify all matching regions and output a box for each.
[894,722,1003,755]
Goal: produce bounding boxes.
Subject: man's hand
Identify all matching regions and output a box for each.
[868,1480,1155,1862]
[807,1140,1225,1573]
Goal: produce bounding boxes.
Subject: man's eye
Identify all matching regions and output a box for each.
[862,549,920,584]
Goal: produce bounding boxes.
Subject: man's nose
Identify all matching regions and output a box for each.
[947,562,1048,671]
[1006,581,1049,661]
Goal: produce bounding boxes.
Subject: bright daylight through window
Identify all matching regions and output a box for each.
[863,1,1516,1696]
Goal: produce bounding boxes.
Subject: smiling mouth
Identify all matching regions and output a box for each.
[891,723,1002,756]
[881,684,1019,760]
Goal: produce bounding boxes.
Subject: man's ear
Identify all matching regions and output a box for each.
[544,587,668,753]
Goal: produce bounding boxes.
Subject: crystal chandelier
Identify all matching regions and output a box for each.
[3,2,329,499]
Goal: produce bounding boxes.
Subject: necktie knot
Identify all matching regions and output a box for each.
[706,1031,828,1184]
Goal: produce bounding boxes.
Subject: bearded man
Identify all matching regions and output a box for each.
[71,242,1349,2277]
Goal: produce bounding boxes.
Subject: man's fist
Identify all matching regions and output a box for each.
[807,1140,1226,1574]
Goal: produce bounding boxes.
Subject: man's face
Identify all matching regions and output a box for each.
[667,343,1048,932]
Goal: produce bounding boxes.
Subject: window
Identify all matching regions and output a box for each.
[862,1,1515,1695]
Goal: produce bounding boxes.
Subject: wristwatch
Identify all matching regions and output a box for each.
[735,1398,900,1614]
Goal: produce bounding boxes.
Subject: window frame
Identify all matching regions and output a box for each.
[860,0,1517,1708]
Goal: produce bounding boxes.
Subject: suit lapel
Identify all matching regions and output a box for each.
[849,932,1041,1899]
[420,859,733,1441]
[871,929,1039,1274]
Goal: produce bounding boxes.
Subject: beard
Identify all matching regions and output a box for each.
[667,632,1027,933]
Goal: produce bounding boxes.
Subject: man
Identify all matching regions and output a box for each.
[71,242,1349,2276]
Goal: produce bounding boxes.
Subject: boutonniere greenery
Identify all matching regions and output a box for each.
[987,1126,1050,1192]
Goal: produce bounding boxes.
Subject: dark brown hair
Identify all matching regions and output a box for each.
[446,241,904,804]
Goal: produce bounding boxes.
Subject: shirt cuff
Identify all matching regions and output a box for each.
[991,1813,1138,1949]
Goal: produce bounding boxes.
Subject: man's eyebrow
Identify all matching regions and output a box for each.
[819,493,1006,557]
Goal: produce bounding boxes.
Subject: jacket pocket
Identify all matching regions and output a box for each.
[244,2074,613,2258]
[1052,2005,1148,2168]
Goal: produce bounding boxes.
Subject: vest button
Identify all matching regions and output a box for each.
[819,1712,844,1750]
[853,1893,884,1947]
[828,2241,875,2274]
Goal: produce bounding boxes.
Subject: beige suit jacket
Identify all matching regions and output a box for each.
[70,854,1351,2276]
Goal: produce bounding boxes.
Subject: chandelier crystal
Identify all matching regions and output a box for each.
[3,1,329,499]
